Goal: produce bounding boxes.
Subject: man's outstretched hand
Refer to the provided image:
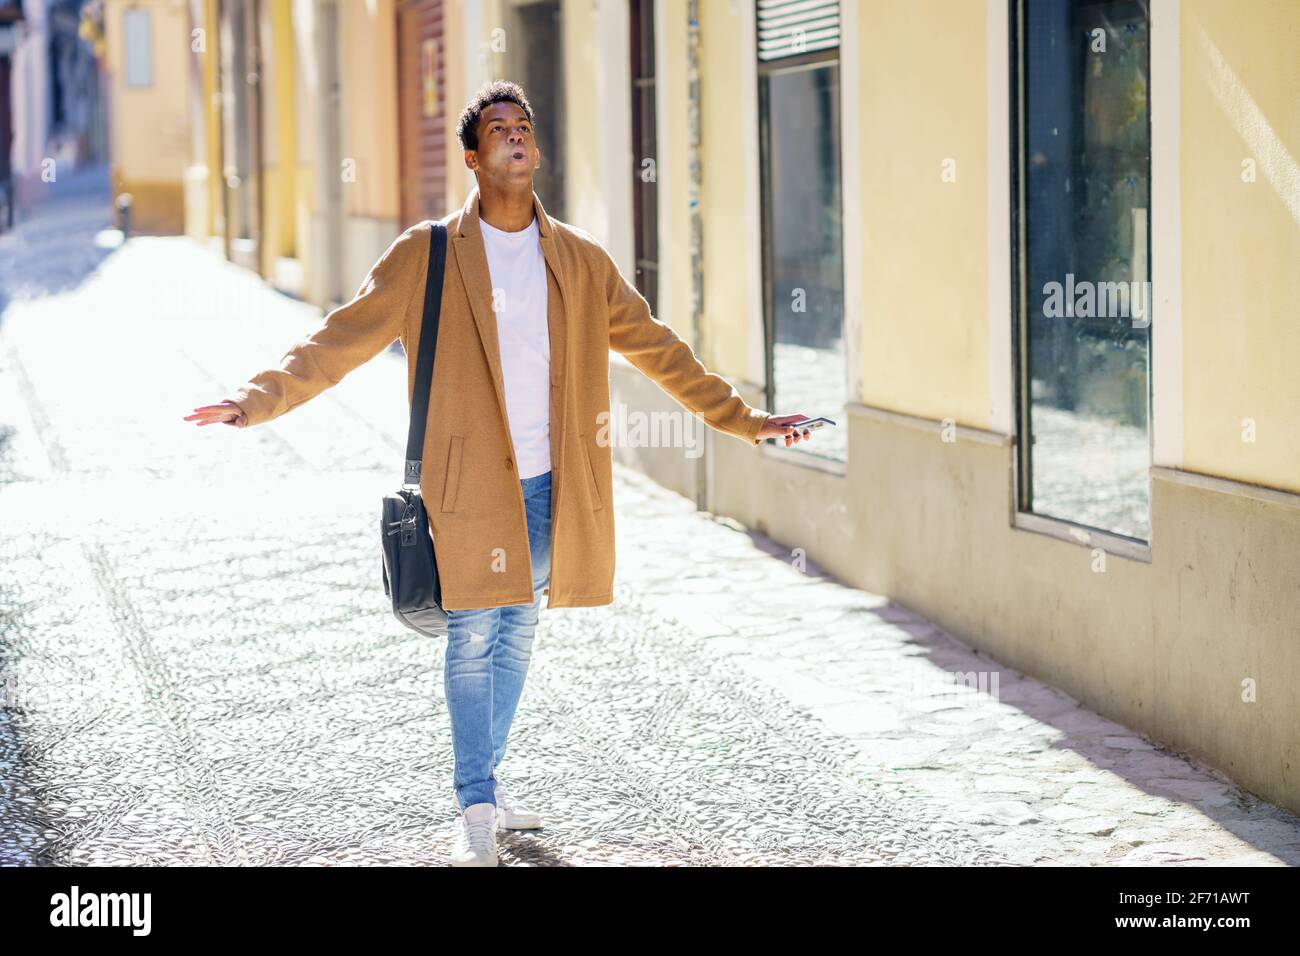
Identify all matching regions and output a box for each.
[184,401,248,428]
[757,413,816,447]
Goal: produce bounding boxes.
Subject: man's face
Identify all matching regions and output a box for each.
[466,101,540,188]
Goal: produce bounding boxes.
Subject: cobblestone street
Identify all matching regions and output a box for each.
[2,169,1299,866]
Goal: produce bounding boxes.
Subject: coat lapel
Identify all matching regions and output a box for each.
[450,187,570,458]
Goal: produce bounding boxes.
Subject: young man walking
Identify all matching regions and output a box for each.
[186,81,812,866]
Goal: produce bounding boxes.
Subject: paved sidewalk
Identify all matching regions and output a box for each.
[1,170,1298,865]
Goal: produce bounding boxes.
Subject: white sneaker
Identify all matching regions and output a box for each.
[495,778,543,830]
[450,802,498,866]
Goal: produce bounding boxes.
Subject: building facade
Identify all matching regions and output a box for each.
[608,1,1300,816]
[570,0,1300,815]
[181,0,1300,815]
[101,0,190,234]
[3,0,106,226]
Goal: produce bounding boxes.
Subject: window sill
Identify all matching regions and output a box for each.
[758,440,848,476]
[1151,466,1300,511]
[1012,512,1152,564]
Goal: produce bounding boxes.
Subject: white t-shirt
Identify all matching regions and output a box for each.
[480,214,551,480]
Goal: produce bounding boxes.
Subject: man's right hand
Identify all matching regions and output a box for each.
[184,401,248,428]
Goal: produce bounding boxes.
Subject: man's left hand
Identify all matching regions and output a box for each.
[757,413,816,447]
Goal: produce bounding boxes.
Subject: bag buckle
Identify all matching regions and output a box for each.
[397,499,419,546]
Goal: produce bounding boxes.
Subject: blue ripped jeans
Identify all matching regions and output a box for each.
[444,468,552,811]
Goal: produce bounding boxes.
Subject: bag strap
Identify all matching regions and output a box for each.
[403,221,448,486]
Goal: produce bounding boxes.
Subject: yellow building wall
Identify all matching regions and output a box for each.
[560,0,599,231]
[853,0,990,426]
[337,0,401,221]
[200,0,223,240]
[260,0,298,272]
[203,0,222,238]
[1179,0,1300,494]
[295,158,315,268]
[287,3,326,296]
[698,0,759,381]
[657,0,695,345]
[105,0,192,234]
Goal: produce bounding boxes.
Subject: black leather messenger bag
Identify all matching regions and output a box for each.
[380,222,449,637]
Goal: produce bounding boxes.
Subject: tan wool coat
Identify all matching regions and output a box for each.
[227,187,771,610]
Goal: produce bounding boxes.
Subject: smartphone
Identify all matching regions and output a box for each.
[785,416,837,432]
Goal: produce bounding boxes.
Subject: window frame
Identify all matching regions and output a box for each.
[1007,0,1156,558]
[756,44,845,454]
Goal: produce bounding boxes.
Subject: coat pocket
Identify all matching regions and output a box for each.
[441,434,465,513]
[579,433,604,511]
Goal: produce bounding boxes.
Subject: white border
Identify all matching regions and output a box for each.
[1150,0,1183,468]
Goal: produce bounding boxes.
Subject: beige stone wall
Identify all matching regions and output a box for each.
[105,0,192,233]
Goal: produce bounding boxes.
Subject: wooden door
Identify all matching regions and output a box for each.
[396,0,445,227]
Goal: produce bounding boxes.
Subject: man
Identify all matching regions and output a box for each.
[185,81,812,866]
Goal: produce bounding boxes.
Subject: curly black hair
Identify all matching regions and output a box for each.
[457,80,536,152]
